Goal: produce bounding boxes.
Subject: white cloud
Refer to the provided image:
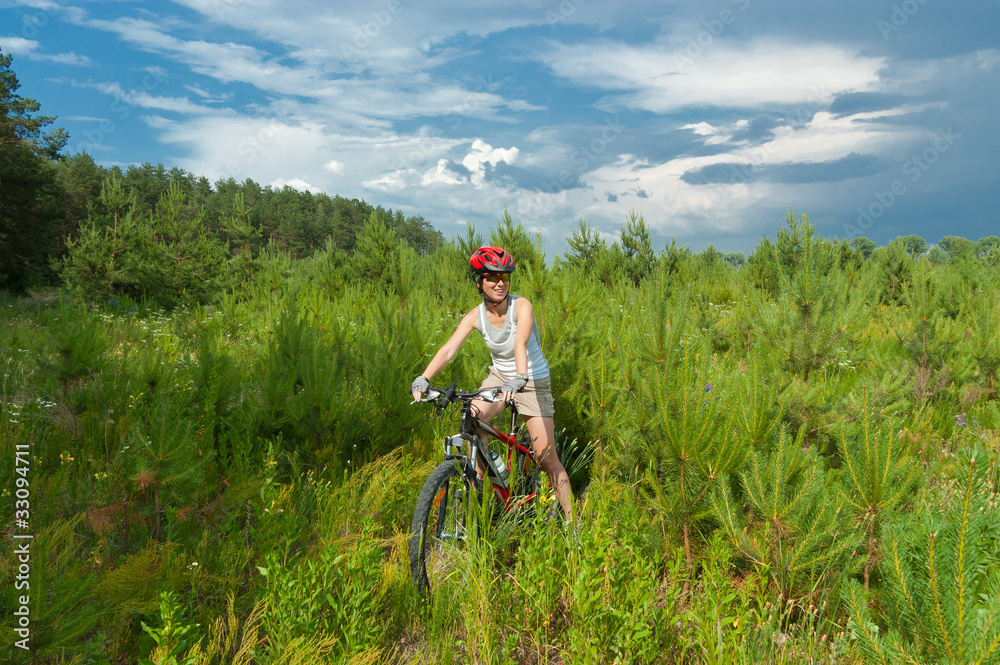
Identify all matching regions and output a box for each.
[973,49,1000,71]
[682,122,716,136]
[74,14,540,127]
[3,0,60,11]
[541,38,885,112]
[324,159,344,174]
[0,37,39,54]
[681,121,733,146]
[363,169,414,192]
[462,139,518,186]
[168,0,623,75]
[80,80,219,115]
[422,159,466,186]
[0,36,92,65]
[42,51,92,66]
[269,177,322,193]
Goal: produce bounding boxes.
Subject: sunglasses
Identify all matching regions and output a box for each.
[482,272,511,283]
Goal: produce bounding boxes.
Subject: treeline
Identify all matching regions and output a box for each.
[0,49,441,295]
[10,153,443,296]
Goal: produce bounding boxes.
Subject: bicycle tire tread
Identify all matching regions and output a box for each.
[408,461,468,592]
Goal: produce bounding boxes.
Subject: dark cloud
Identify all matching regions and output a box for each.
[681,162,756,185]
[682,152,888,185]
[830,92,912,117]
[485,160,586,193]
[730,116,781,143]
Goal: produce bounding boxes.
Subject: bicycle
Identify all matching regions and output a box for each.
[408,383,542,592]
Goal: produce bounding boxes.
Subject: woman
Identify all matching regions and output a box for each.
[410,246,573,521]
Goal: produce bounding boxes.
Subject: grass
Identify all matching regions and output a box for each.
[3,237,1000,663]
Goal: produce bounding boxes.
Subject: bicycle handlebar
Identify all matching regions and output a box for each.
[413,383,504,408]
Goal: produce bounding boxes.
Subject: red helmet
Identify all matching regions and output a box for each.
[469,246,515,275]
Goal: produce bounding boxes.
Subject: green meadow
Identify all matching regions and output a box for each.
[3,183,1000,663]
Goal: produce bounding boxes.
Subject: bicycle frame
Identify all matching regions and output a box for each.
[445,392,538,510]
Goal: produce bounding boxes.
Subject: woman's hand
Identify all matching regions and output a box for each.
[500,375,527,403]
[411,375,429,402]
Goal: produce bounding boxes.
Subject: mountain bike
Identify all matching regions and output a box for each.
[408,383,542,592]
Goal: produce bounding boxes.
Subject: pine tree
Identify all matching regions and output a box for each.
[220,192,262,290]
[490,207,543,271]
[847,448,1000,664]
[730,351,783,450]
[874,239,915,304]
[565,218,605,269]
[0,50,68,290]
[838,385,918,588]
[896,256,971,402]
[61,175,229,307]
[60,171,136,301]
[41,300,108,400]
[713,426,858,598]
[132,398,212,541]
[613,286,748,574]
[751,210,874,383]
[618,210,655,286]
[454,221,484,265]
[350,211,399,291]
[133,182,230,307]
[967,285,1000,394]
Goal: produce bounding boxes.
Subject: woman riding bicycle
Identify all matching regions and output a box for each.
[410,246,573,521]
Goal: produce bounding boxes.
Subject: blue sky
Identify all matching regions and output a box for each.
[2,0,997,258]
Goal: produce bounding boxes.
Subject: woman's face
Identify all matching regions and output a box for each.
[480,272,510,303]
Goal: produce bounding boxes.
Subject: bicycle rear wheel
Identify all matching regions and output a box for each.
[409,461,475,592]
[511,429,542,518]
[514,448,541,498]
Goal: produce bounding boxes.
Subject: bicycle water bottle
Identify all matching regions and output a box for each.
[489,449,510,487]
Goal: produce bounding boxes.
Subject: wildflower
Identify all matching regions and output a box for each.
[955,413,967,427]
[705,383,713,392]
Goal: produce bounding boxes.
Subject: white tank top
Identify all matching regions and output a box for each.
[477,295,550,379]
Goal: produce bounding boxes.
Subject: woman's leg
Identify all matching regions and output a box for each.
[523,415,573,521]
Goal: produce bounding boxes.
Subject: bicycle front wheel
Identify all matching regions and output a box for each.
[409,461,475,592]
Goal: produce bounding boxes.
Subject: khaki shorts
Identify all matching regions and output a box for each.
[479,366,555,418]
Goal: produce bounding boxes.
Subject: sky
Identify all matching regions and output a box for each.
[1,0,998,258]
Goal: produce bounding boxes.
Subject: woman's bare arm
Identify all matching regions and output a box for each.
[412,308,478,400]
